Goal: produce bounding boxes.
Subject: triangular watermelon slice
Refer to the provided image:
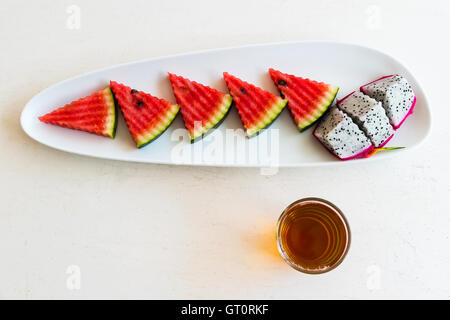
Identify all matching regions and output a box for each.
[269,68,339,132]
[38,87,117,138]
[168,73,233,142]
[223,72,287,137]
[110,81,180,148]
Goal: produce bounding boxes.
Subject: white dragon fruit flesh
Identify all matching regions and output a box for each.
[360,75,415,129]
[337,91,394,148]
[313,107,373,160]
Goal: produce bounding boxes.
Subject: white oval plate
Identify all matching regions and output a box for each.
[20,41,431,167]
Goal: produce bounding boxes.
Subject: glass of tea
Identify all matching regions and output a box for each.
[276,197,350,274]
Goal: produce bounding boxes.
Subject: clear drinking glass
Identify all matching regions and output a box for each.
[276,197,351,274]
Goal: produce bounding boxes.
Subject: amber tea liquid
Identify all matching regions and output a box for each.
[277,198,350,274]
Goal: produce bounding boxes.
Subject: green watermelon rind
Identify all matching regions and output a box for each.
[104,87,118,138]
[190,101,233,143]
[189,94,233,142]
[135,103,180,148]
[296,86,339,132]
[246,97,288,138]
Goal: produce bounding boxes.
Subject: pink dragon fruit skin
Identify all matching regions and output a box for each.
[377,133,394,148]
[313,107,374,161]
[337,91,394,148]
[360,75,416,130]
[341,145,375,160]
[337,91,357,105]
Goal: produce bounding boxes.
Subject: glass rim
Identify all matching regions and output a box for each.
[276,197,351,275]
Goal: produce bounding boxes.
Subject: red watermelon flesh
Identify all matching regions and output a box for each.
[223,72,287,137]
[110,81,179,148]
[38,87,117,138]
[168,73,233,142]
[269,68,339,132]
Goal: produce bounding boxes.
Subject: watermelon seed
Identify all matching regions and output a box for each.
[278,79,287,86]
[131,89,138,94]
[137,101,143,107]
[240,88,246,94]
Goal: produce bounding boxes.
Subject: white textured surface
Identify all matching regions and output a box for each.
[1,0,449,299]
